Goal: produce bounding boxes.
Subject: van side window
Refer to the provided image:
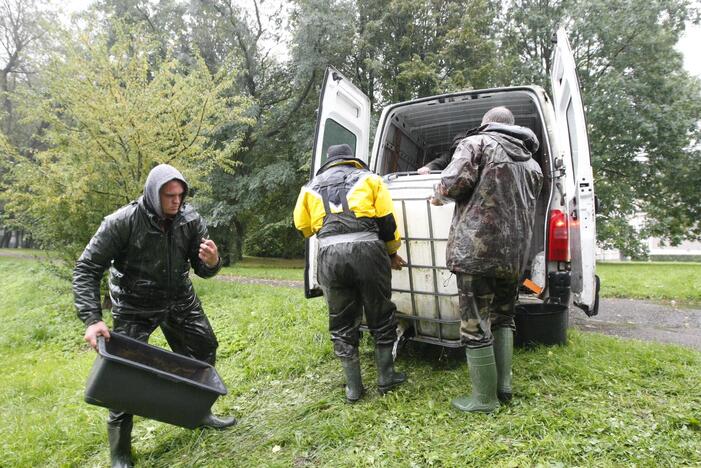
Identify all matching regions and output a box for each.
[321,118,357,165]
[566,101,579,181]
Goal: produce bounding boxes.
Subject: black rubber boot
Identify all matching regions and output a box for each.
[451,345,499,413]
[108,418,134,468]
[340,356,364,403]
[493,327,513,403]
[198,413,237,429]
[375,345,406,395]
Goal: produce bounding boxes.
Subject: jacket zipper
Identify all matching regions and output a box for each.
[166,228,172,293]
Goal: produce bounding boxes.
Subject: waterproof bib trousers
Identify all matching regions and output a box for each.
[315,172,398,359]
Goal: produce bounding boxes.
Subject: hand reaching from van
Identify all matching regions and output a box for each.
[417,166,431,175]
[390,254,407,270]
[84,321,110,351]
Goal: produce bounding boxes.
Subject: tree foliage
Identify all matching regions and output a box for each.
[1,20,252,259]
[501,0,701,256]
[0,0,699,261]
[0,0,55,139]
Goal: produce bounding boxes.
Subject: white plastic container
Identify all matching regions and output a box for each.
[385,173,462,346]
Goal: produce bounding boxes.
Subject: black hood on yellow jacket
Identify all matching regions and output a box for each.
[317,144,369,175]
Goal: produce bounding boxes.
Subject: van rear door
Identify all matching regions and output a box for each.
[304,67,371,298]
[550,28,599,316]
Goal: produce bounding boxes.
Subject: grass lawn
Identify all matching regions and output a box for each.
[5,249,701,304]
[225,257,701,305]
[0,247,50,258]
[597,261,701,304]
[1,257,700,466]
[219,256,304,281]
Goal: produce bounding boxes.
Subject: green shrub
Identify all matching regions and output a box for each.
[244,220,304,258]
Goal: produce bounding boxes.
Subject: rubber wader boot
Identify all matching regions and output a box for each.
[198,413,237,429]
[493,327,513,403]
[375,345,406,395]
[451,345,499,413]
[108,420,133,468]
[340,356,364,403]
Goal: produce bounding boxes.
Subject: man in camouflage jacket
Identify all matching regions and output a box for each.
[432,107,543,413]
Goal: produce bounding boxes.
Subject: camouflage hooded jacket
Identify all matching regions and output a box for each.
[438,123,544,278]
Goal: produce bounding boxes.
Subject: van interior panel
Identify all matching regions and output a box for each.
[378,89,550,275]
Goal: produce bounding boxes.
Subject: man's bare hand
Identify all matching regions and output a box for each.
[417,166,431,175]
[390,254,408,270]
[430,183,449,205]
[199,238,219,268]
[84,321,110,351]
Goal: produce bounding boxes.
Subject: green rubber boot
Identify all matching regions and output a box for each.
[493,327,513,403]
[375,345,406,395]
[340,356,364,403]
[451,345,499,413]
[107,419,134,468]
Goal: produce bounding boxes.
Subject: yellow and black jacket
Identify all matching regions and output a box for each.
[293,157,401,255]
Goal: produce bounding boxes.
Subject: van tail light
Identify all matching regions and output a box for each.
[547,209,569,262]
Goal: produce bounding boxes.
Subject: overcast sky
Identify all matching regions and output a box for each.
[676,22,701,78]
[59,1,701,78]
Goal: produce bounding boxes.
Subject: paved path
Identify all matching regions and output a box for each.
[570,298,701,350]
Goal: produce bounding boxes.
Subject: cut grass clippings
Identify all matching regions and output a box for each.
[1,257,700,466]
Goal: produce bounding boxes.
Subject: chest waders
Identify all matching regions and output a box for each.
[315,169,406,403]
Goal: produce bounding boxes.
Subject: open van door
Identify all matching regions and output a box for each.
[304,66,371,298]
[550,28,600,316]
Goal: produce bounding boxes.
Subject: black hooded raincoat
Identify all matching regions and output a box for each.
[73,165,221,328]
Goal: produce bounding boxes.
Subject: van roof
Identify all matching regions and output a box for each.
[381,86,547,151]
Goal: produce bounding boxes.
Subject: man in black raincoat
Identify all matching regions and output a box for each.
[432,107,543,413]
[417,130,467,174]
[73,164,235,468]
[294,144,407,403]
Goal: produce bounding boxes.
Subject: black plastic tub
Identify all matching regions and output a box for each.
[84,332,227,429]
[514,303,568,347]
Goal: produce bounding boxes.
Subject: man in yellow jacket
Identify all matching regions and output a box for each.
[294,144,407,403]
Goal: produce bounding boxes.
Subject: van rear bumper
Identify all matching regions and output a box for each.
[547,271,571,305]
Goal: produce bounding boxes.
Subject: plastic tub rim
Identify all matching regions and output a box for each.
[97,334,227,396]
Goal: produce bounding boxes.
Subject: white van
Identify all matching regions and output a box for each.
[303,28,600,347]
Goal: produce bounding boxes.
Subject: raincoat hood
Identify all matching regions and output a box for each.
[317,144,369,175]
[143,164,189,219]
[480,123,539,161]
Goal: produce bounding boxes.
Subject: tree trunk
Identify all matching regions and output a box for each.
[0,229,10,248]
